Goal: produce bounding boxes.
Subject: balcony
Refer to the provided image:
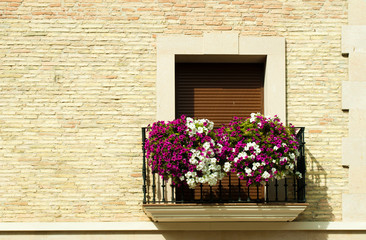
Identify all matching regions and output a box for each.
[142,127,308,222]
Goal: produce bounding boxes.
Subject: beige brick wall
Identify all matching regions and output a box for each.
[0,0,348,221]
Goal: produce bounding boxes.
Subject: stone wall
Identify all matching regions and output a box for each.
[341,0,366,222]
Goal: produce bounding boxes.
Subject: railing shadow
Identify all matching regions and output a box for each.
[295,148,334,222]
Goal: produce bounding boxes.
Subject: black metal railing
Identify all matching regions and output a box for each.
[142,127,306,204]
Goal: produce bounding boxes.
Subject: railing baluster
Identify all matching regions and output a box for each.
[266,182,269,203]
[246,185,251,202]
[152,172,156,203]
[219,180,222,202]
[275,179,278,202]
[238,178,242,202]
[171,182,175,203]
[229,174,232,201]
[200,183,203,202]
[210,186,213,202]
[293,175,297,202]
[162,179,166,202]
[181,184,184,203]
[284,178,288,202]
[256,185,259,203]
[142,128,147,204]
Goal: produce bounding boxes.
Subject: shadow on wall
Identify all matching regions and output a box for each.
[295,147,334,222]
[161,230,330,240]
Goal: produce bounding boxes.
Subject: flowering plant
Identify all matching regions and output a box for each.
[145,113,302,189]
[145,115,227,189]
[221,113,301,186]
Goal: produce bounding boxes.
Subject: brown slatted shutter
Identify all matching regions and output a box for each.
[175,63,264,126]
[175,63,265,202]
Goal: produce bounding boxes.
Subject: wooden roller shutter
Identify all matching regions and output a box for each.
[175,63,265,202]
[175,63,264,126]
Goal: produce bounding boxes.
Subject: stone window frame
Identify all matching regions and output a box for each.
[156,33,286,123]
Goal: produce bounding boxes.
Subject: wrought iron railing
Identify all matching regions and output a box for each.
[142,127,306,204]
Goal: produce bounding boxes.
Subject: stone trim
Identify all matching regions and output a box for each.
[156,33,286,122]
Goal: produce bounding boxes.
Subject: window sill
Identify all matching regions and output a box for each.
[143,203,308,222]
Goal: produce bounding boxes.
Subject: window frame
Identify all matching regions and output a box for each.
[156,33,286,123]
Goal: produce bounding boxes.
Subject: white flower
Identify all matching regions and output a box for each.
[196,162,204,171]
[262,171,270,179]
[271,168,277,173]
[251,162,261,171]
[185,171,192,178]
[295,149,300,157]
[208,178,217,186]
[238,151,247,158]
[203,142,210,150]
[179,176,185,181]
[186,117,193,123]
[189,157,198,165]
[223,162,231,172]
[207,121,214,130]
[217,143,223,153]
[250,113,257,123]
[288,163,294,170]
[187,178,196,189]
[296,171,302,179]
[197,127,203,134]
[273,146,279,151]
[289,152,295,160]
[245,167,252,175]
[209,164,217,171]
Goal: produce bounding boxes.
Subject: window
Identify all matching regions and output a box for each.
[142,34,307,222]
